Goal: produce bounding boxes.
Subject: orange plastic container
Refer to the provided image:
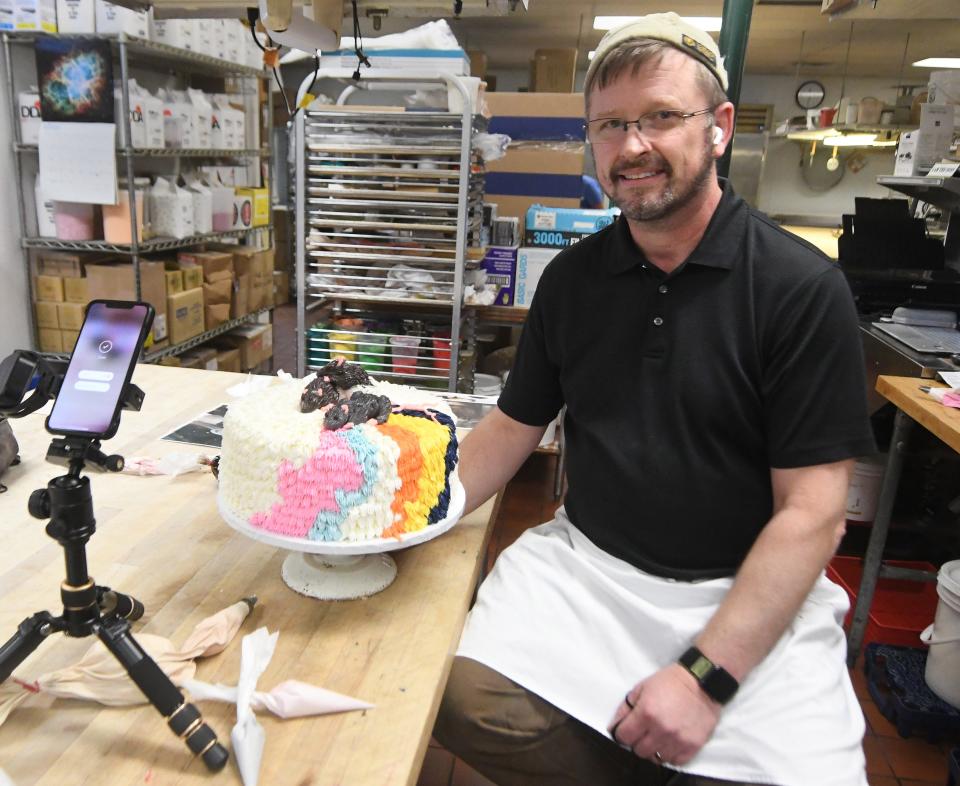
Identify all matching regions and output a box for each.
[827,555,939,648]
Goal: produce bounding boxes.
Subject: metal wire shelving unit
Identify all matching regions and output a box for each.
[3,30,272,360]
[294,73,485,392]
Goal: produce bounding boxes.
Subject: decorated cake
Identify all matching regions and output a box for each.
[217,361,459,542]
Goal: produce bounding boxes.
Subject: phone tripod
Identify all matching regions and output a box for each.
[0,436,229,771]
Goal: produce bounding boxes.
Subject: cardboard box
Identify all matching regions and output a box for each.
[85,260,168,345]
[514,247,559,308]
[524,204,619,248]
[15,0,56,32]
[60,329,79,352]
[181,265,203,291]
[36,251,86,278]
[467,49,487,79]
[215,323,272,369]
[38,327,62,353]
[167,287,205,345]
[232,194,253,229]
[487,92,585,142]
[177,251,233,283]
[55,0,94,33]
[273,270,289,306]
[179,346,218,371]
[236,187,270,227]
[165,269,184,295]
[232,273,250,319]
[203,276,232,330]
[485,142,586,222]
[34,301,59,328]
[480,245,518,306]
[95,0,147,37]
[531,48,577,93]
[215,347,241,373]
[35,275,64,302]
[63,276,88,303]
[56,301,85,331]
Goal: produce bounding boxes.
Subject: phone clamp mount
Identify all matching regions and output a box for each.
[0,349,228,772]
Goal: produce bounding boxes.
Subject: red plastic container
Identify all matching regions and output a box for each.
[826,555,939,648]
[431,330,451,371]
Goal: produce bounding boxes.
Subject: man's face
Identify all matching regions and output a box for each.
[587,50,717,223]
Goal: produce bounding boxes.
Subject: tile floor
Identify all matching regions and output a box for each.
[272,305,956,786]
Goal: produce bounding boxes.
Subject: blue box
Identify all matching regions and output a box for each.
[480,245,518,306]
[524,204,619,248]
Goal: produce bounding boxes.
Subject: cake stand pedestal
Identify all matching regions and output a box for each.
[218,475,465,601]
[281,552,398,600]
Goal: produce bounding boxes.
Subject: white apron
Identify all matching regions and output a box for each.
[457,508,867,786]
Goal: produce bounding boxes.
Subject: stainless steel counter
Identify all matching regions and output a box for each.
[860,323,960,413]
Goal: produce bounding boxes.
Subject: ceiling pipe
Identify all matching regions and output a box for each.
[717,0,755,179]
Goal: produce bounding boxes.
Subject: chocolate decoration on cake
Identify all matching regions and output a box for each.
[314,359,370,389]
[300,378,339,413]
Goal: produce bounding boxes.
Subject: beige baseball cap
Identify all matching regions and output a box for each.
[586,12,728,92]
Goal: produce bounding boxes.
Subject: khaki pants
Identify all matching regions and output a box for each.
[435,657,777,786]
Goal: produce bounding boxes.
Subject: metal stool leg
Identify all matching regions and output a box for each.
[846,408,913,668]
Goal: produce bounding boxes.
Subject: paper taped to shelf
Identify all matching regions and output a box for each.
[39,121,117,204]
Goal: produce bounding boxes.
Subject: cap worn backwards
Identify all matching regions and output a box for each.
[586,12,728,92]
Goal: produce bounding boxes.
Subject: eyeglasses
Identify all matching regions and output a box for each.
[586,108,714,144]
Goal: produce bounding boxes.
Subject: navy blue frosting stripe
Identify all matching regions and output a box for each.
[397,408,459,525]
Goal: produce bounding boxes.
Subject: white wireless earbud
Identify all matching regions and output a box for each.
[712,126,724,145]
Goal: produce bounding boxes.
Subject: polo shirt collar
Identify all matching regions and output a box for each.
[605,178,747,276]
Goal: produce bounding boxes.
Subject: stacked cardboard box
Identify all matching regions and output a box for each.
[84,260,169,349]
[212,323,273,371]
[485,93,585,221]
[32,252,96,352]
[177,250,233,332]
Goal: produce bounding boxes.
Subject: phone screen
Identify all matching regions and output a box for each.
[47,301,153,438]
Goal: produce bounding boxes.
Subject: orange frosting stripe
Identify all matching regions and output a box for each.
[376,420,424,538]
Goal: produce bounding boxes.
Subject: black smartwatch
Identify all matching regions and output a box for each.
[678,646,739,705]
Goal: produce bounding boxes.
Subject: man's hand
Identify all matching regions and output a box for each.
[608,664,722,766]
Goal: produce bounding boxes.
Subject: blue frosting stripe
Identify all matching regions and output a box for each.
[307,427,379,541]
[397,408,459,525]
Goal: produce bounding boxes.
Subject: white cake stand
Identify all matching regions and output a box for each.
[218,475,466,600]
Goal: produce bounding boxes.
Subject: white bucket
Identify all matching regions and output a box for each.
[920,559,960,707]
[845,456,885,522]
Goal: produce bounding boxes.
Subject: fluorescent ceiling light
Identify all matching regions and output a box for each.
[913,58,960,69]
[588,50,595,60]
[594,15,722,32]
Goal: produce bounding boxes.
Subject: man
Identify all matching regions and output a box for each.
[435,13,876,786]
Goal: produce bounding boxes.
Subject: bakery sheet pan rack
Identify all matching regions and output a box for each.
[295,75,485,392]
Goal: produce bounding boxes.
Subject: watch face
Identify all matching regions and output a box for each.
[796,80,826,110]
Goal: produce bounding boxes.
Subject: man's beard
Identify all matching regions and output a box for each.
[609,139,715,222]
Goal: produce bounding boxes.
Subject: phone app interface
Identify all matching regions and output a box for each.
[47,303,148,435]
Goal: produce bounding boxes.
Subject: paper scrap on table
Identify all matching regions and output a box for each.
[0,598,255,727]
[938,372,960,388]
[39,121,117,204]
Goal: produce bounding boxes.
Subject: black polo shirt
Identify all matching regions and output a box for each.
[498,180,876,580]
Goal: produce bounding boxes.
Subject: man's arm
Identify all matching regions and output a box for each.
[459,407,547,515]
[610,458,853,765]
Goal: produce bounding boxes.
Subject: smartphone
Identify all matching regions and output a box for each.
[46,300,154,439]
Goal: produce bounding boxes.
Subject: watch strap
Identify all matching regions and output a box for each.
[678,646,739,705]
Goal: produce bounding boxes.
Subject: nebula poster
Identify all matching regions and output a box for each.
[35,37,114,123]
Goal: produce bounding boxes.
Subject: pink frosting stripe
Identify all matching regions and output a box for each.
[251,430,365,536]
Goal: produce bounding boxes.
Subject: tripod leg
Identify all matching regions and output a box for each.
[96,616,229,772]
[0,611,60,683]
